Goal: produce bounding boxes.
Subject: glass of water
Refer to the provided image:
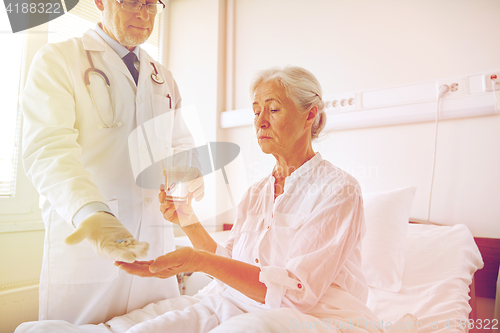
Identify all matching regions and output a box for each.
[161,149,192,204]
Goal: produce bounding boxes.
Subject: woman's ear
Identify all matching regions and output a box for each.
[305,105,318,128]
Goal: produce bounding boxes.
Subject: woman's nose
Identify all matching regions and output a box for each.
[255,112,269,128]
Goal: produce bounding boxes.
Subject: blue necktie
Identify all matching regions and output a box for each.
[123,52,139,85]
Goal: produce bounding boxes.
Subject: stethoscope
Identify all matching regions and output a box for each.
[84,50,171,129]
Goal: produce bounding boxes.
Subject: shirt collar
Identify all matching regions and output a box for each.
[94,23,141,60]
[287,152,323,182]
[269,152,323,186]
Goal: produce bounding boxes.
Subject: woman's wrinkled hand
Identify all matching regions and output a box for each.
[158,188,198,227]
[184,167,205,202]
[115,247,204,279]
[158,167,203,227]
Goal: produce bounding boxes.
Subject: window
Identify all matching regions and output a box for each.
[0,14,24,198]
[0,11,41,222]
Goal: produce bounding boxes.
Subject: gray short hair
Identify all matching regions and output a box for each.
[249,66,326,140]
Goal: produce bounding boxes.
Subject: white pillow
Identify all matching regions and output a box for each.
[361,186,417,292]
[367,224,484,331]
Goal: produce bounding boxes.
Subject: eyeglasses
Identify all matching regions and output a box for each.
[115,0,165,15]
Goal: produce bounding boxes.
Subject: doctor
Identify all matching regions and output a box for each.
[21,0,203,326]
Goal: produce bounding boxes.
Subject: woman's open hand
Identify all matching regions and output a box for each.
[115,247,205,279]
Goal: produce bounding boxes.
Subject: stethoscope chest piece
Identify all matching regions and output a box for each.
[150,62,164,84]
[151,73,164,84]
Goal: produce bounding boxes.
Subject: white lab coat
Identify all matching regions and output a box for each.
[22,29,195,325]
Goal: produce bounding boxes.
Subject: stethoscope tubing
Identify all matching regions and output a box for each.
[85,50,120,129]
[85,51,167,130]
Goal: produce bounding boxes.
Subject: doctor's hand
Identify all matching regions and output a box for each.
[65,212,149,263]
[115,247,204,279]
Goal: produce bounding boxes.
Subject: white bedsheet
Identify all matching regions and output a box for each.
[367,223,483,333]
[16,224,482,333]
[17,281,390,333]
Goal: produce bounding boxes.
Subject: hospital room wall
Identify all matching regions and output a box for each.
[216,0,500,239]
[166,0,251,232]
[164,0,227,233]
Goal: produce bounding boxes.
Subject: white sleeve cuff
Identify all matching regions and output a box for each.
[72,202,113,227]
[259,266,303,309]
[215,242,231,258]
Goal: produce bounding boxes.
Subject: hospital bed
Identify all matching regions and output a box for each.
[15,187,489,333]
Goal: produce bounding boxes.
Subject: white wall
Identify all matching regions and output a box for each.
[166,0,226,233]
[218,0,500,238]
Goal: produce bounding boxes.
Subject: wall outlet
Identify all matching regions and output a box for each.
[482,72,500,92]
[324,93,357,111]
[436,78,465,98]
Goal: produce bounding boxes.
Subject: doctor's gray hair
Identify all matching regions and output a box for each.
[249,66,326,140]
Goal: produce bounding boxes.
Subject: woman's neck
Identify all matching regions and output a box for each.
[273,147,316,180]
[273,147,315,200]
[272,149,315,200]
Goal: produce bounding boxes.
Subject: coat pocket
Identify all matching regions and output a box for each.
[269,213,305,257]
[150,94,175,143]
[273,213,306,229]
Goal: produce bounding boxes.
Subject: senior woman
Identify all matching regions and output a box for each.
[109,66,384,333]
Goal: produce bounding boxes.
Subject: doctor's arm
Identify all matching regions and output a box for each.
[22,44,106,225]
[22,44,147,262]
